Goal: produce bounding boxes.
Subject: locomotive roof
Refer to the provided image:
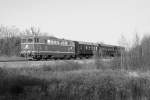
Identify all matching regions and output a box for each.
[100,43,124,49]
[21,35,74,42]
[21,35,57,39]
[100,43,116,47]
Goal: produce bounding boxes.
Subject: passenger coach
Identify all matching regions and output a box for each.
[74,41,99,58]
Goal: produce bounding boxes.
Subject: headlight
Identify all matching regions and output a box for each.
[21,51,25,54]
[27,50,31,53]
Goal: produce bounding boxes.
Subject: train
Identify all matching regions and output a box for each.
[20,35,125,60]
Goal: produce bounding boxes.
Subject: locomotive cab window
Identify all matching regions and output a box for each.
[28,38,33,43]
[21,39,26,43]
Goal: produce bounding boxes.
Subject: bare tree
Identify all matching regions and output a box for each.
[23,26,41,36]
[0,25,20,38]
[118,34,129,69]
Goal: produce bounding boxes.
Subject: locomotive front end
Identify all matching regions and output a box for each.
[20,36,35,59]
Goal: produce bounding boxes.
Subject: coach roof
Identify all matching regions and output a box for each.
[77,41,98,46]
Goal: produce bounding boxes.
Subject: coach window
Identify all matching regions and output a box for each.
[55,41,58,45]
[52,40,54,45]
[55,41,57,45]
[54,41,57,45]
[68,42,70,46]
[39,45,42,50]
[57,41,59,45]
[64,41,67,46]
[67,41,70,45]
[69,42,72,45]
[95,47,97,51]
[34,38,36,43]
[59,41,61,45]
[60,41,63,45]
[54,41,56,45]
[63,41,66,45]
[92,46,93,50]
[47,40,50,44]
[37,38,39,43]
[88,46,90,50]
[85,46,87,50]
[71,42,74,46]
[63,41,65,45]
[60,41,62,45]
[45,46,48,50]
[94,47,96,51]
[34,38,39,43]
[51,40,54,45]
[56,41,58,45]
[53,40,55,45]
[45,40,47,44]
[61,41,63,45]
[48,40,51,44]
[79,45,81,50]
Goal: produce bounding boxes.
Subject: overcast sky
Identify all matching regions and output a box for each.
[0,0,150,45]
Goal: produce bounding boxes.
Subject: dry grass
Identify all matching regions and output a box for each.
[0,56,25,61]
[0,58,150,100]
[0,66,150,100]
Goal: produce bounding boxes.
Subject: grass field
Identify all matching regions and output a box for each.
[0,58,150,100]
[0,56,25,61]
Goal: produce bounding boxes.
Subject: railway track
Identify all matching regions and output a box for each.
[0,59,86,62]
[0,58,115,69]
[0,57,114,62]
[0,59,27,62]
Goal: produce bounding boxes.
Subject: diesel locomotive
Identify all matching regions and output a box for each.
[20,35,124,60]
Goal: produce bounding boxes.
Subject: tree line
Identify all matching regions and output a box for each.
[1,25,150,70]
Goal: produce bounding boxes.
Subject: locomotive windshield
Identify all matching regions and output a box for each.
[21,38,35,43]
[21,39,26,43]
[28,38,33,43]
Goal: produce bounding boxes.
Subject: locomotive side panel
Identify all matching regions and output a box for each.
[32,36,75,59]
